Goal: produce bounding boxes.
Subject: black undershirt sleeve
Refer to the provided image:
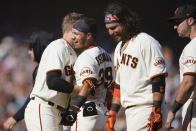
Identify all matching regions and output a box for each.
[13,96,30,122]
[46,70,74,93]
[151,75,166,94]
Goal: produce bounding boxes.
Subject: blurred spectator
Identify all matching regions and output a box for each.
[3,31,54,130]
[163,45,182,130]
[0,36,34,131]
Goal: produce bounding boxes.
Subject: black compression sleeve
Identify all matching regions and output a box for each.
[13,96,30,122]
[152,75,166,94]
[46,70,74,93]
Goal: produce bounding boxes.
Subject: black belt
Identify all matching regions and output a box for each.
[30,97,65,111]
[126,105,136,109]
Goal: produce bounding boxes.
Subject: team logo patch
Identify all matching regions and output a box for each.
[153,57,165,67]
[80,67,93,77]
[183,56,196,67]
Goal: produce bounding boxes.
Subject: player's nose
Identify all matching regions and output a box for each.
[108,29,114,36]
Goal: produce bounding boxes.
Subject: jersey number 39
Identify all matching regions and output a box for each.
[98,67,113,88]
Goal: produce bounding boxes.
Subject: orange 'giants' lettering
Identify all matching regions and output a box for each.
[120,53,138,69]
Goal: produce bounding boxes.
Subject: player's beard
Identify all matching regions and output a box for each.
[178,22,191,38]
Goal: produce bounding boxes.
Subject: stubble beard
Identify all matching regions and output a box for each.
[178,23,191,38]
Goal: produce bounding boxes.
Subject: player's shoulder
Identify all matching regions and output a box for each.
[77,46,109,62]
[136,32,161,48]
[78,46,100,58]
[47,39,70,51]
[137,32,159,44]
[186,37,196,48]
[183,37,196,54]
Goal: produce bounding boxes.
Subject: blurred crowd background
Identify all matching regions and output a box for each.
[1,0,196,130]
[0,35,182,131]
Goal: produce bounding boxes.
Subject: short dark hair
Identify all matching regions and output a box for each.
[83,17,97,39]
[104,2,142,40]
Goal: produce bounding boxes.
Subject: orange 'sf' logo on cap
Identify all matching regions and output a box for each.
[174,8,179,14]
[186,13,191,17]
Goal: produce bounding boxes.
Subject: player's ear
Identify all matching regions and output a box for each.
[187,17,195,26]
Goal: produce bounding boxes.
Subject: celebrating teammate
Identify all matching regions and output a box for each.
[24,12,84,131]
[3,31,54,131]
[104,2,167,131]
[60,16,115,131]
[165,4,196,131]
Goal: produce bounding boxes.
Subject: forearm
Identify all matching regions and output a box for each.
[78,81,91,97]
[112,97,121,106]
[13,96,30,122]
[151,75,165,107]
[153,91,163,102]
[171,75,195,114]
[71,85,82,95]
[175,79,194,104]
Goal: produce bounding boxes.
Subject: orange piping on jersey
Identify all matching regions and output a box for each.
[39,104,43,131]
[82,77,97,84]
[150,73,168,81]
[183,72,196,76]
[113,88,120,98]
[124,37,132,43]
[190,101,193,131]
[46,69,62,74]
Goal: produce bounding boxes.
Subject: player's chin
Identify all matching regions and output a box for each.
[113,36,121,43]
[73,42,80,48]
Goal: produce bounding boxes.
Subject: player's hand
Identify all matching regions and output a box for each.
[59,105,79,126]
[3,117,17,131]
[106,110,116,131]
[164,110,175,130]
[147,107,162,131]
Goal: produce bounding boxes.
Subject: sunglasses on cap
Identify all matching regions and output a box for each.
[173,18,186,26]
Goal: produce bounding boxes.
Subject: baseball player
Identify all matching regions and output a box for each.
[3,31,54,131]
[24,12,84,131]
[165,5,196,131]
[60,17,115,131]
[104,2,167,131]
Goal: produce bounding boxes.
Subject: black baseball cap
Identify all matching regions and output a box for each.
[169,4,196,21]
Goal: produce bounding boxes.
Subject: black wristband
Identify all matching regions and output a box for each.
[72,95,87,108]
[171,100,183,114]
[110,103,121,112]
[153,100,162,108]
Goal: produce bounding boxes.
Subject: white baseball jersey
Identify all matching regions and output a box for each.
[114,32,167,108]
[179,37,196,99]
[179,37,196,131]
[74,46,114,103]
[30,38,77,108]
[71,46,114,131]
